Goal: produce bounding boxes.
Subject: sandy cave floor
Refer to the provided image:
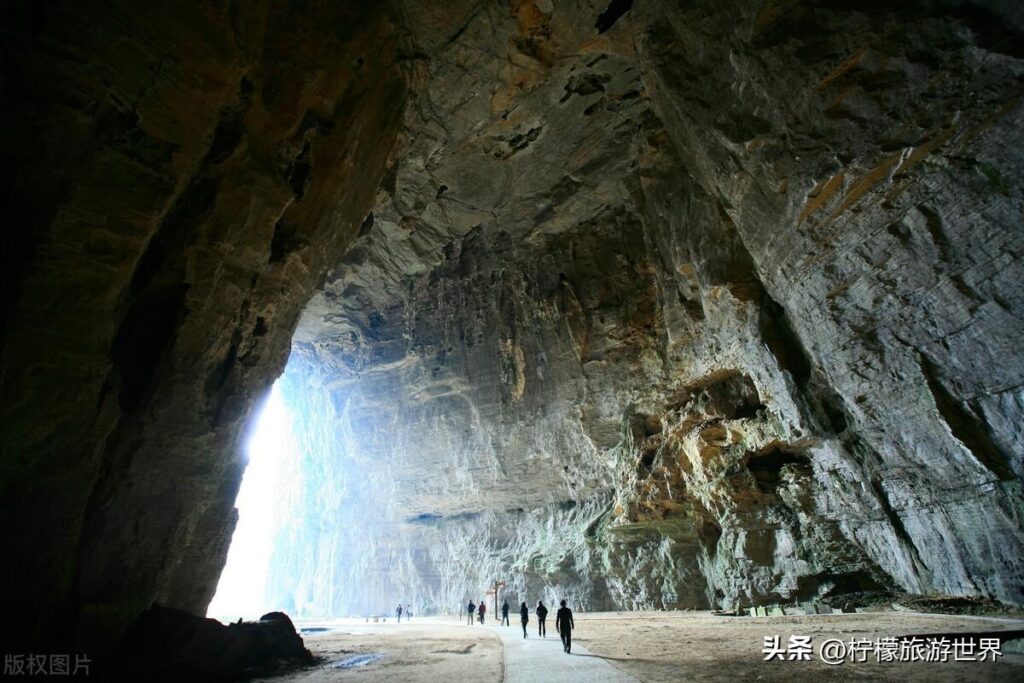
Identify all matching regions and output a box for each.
[257,611,1024,682]
[254,620,502,683]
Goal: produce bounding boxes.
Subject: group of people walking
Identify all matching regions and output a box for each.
[466,598,575,654]
[466,599,488,624]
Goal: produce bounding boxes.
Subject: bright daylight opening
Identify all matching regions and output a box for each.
[204,355,393,624]
[207,382,298,621]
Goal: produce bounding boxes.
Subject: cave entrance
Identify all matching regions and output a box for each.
[207,382,299,621]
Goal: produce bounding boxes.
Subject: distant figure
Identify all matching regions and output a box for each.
[406,603,412,620]
[536,600,548,637]
[519,602,529,638]
[501,600,510,626]
[396,603,403,623]
[556,599,575,653]
[467,600,476,625]
[478,600,487,624]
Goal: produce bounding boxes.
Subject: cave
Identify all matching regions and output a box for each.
[2,0,1023,680]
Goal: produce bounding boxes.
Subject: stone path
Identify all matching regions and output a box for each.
[485,621,639,682]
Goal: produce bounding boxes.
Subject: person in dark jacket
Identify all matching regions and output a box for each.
[467,600,476,626]
[536,600,548,637]
[478,600,487,624]
[519,602,529,638]
[555,599,575,653]
[396,603,403,623]
[501,600,510,626]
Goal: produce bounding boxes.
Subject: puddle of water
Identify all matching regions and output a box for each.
[329,653,384,669]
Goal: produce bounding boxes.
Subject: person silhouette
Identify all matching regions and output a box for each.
[467,600,476,626]
[519,601,529,638]
[396,603,403,623]
[501,600,510,626]
[536,600,548,637]
[555,599,575,653]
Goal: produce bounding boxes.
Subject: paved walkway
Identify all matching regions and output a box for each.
[485,621,639,682]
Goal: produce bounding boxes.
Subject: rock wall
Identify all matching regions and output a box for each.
[270,0,1024,616]
[1,0,1022,653]
[0,0,406,650]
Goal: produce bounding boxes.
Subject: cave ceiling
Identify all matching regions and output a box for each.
[0,0,1022,652]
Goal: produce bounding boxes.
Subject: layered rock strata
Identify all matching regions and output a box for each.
[1,0,1022,654]
[271,0,1024,616]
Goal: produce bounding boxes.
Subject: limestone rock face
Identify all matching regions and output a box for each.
[1,0,1022,653]
[272,0,1024,616]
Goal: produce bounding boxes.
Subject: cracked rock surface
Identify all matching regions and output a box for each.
[1,0,1022,652]
[272,0,1024,616]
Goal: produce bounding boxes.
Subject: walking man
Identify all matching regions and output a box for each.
[467,600,476,626]
[536,600,548,637]
[478,600,487,624]
[519,602,529,638]
[396,603,403,623]
[501,600,510,626]
[555,599,575,653]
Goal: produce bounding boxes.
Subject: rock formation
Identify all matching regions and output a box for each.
[261,0,1024,617]
[1,0,1022,656]
[115,607,312,681]
[0,0,406,652]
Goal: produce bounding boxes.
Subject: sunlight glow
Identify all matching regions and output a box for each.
[207,383,296,622]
